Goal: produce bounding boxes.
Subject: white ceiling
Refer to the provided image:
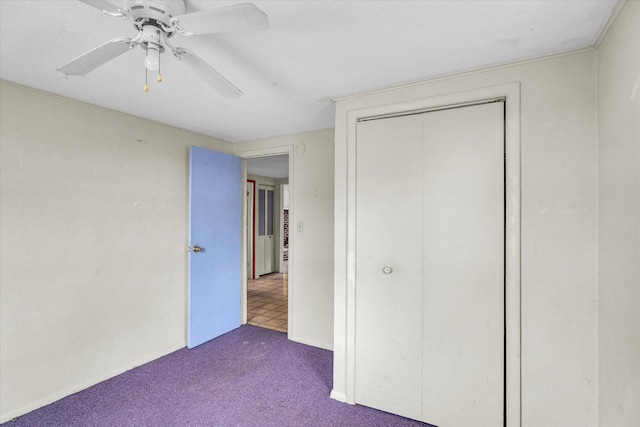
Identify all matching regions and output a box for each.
[0,0,618,143]
[247,154,288,178]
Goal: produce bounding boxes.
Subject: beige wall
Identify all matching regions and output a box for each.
[597,1,640,426]
[0,81,232,422]
[0,81,334,421]
[235,130,335,350]
[334,50,599,426]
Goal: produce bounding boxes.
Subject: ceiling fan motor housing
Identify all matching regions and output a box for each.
[122,0,186,27]
[140,24,165,53]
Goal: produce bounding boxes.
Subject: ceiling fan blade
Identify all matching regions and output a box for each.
[77,0,122,15]
[58,38,133,76]
[170,3,269,35]
[175,48,242,98]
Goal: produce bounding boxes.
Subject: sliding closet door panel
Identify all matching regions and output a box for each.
[355,114,424,420]
[421,102,504,426]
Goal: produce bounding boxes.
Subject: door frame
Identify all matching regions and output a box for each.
[332,83,522,426]
[237,146,294,337]
[246,179,256,279]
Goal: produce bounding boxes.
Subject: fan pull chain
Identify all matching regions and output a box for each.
[157,51,162,83]
[144,68,149,93]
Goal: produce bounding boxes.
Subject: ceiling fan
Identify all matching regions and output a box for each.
[57,0,270,97]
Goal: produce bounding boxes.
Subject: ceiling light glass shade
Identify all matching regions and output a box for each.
[145,45,160,71]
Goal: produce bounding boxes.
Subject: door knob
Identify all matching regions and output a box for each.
[382,266,393,274]
[192,245,203,252]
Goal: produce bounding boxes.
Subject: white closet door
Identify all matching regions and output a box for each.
[354,102,504,426]
[421,102,504,426]
[355,114,424,420]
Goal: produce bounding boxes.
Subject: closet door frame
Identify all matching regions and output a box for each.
[333,83,522,427]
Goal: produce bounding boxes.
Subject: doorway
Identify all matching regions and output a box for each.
[333,84,521,427]
[245,154,290,333]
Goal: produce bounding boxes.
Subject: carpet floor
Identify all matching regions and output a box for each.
[3,325,433,426]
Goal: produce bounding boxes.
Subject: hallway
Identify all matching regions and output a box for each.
[247,273,288,333]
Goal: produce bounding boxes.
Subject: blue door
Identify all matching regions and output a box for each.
[188,146,242,348]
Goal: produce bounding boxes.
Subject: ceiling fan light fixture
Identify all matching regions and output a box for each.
[144,43,160,71]
[60,1,270,98]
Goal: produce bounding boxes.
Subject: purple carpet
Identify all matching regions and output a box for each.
[4,325,433,426]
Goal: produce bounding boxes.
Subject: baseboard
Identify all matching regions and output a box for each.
[0,343,184,424]
[288,333,333,351]
[330,389,350,403]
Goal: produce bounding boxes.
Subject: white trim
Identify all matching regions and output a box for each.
[235,145,295,339]
[329,390,349,404]
[289,334,333,351]
[357,96,506,122]
[593,0,628,48]
[333,83,521,426]
[331,48,592,102]
[241,160,248,324]
[503,84,522,427]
